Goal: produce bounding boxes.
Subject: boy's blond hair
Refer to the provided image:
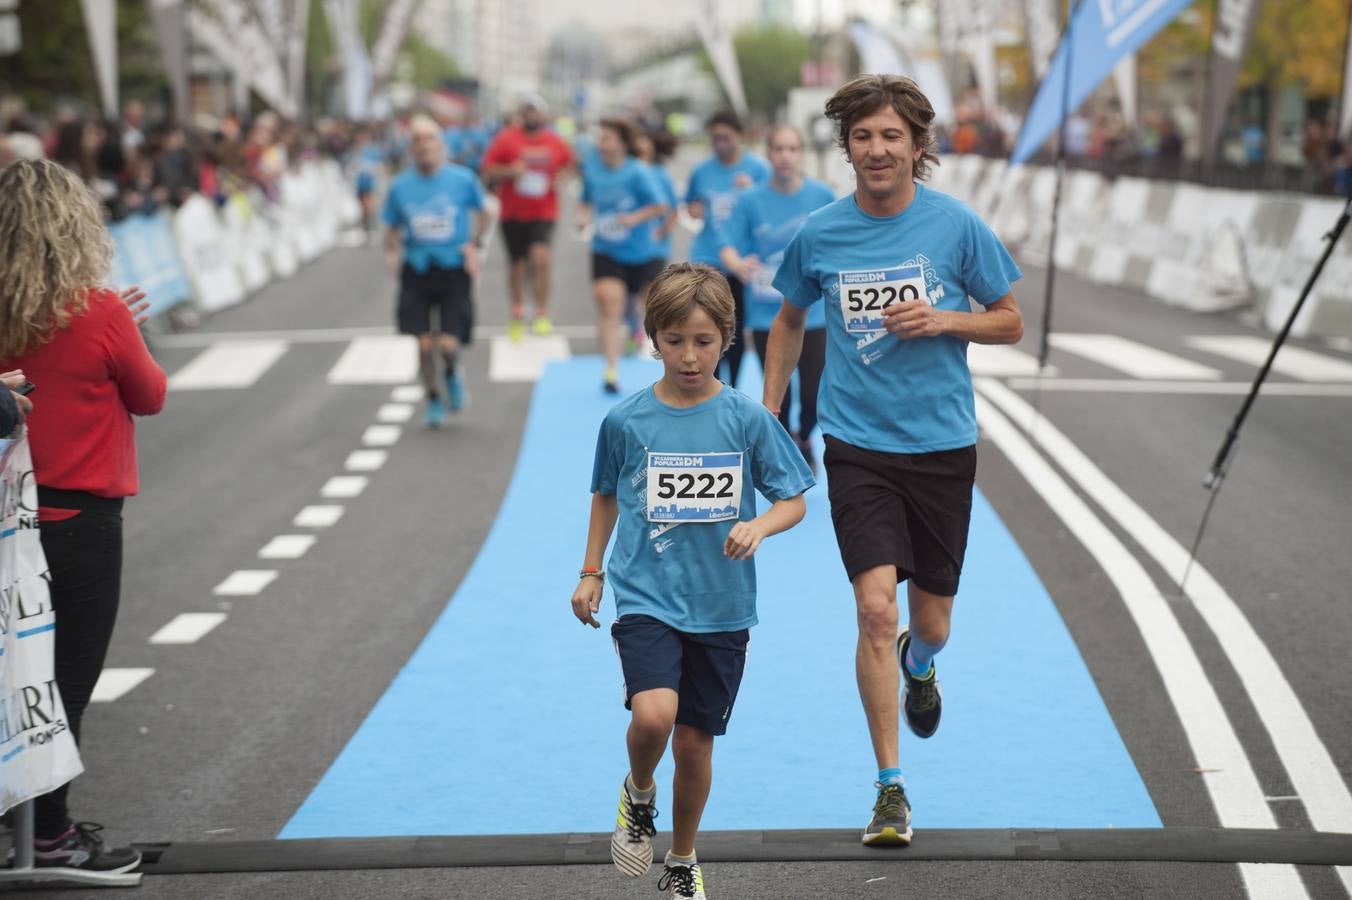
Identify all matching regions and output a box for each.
[643,262,736,353]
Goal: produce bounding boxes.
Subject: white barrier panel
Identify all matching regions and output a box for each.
[174,194,246,312]
[1054,170,1109,278]
[1088,177,1153,289]
[1264,197,1352,337]
[0,437,83,816]
[223,194,272,293]
[970,159,1008,222]
[1145,185,1256,313]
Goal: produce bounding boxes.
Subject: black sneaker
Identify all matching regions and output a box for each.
[862,782,913,846]
[609,777,658,877]
[658,861,707,898]
[31,822,141,873]
[896,627,942,738]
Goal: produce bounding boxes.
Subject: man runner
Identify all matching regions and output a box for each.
[764,74,1024,845]
[480,93,574,340]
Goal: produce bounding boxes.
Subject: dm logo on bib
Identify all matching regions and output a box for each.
[646,452,743,522]
[838,263,926,332]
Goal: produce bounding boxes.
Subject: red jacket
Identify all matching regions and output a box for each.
[2,289,166,516]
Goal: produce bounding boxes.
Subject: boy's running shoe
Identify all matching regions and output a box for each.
[31,823,142,874]
[658,861,707,898]
[896,627,942,738]
[862,782,913,846]
[446,372,468,412]
[424,396,446,428]
[610,777,658,877]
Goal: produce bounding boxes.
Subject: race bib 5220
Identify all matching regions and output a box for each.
[837,263,926,333]
[645,451,743,523]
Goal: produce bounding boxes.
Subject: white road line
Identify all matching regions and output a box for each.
[90,668,155,703]
[978,377,1352,894]
[154,324,599,349]
[1187,335,1352,381]
[1049,334,1223,380]
[362,425,402,447]
[149,613,227,645]
[1003,378,1352,396]
[258,535,317,559]
[167,340,289,390]
[390,385,425,403]
[968,344,1055,377]
[320,475,368,499]
[212,569,278,596]
[345,449,388,472]
[376,403,415,423]
[488,334,572,383]
[326,335,420,384]
[973,394,1304,899]
[294,505,344,528]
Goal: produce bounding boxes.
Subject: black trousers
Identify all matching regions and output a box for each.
[752,327,827,439]
[720,276,747,388]
[32,497,124,839]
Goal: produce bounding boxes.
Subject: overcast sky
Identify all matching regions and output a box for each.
[534,0,899,43]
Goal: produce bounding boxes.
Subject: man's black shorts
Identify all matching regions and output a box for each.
[823,435,977,597]
[592,253,663,296]
[500,219,555,262]
[611,614,749,736]
[397,264,473,342]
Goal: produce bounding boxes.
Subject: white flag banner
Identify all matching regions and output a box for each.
[324,0,372,119]
[147,0,189,124]
[694,0,747,118]
[370,0,425,84]
[1024,0,1060,78]
[1112,53,1136,126]
[286,0,309,116]
[941,0,998,114]
[0,437,84,817]
[80,0,118,117]
[191,2,294,116]
[253,0,286,51]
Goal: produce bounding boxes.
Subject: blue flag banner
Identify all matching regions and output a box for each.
[1011,0,1196,164]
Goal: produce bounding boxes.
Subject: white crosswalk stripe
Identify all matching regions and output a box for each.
[968,344,1054,377]
[1049,334,1223,380]
[489,335,572,383]
[326,335,420,384]
[168,340,289,390]
[1186,335,1352,382]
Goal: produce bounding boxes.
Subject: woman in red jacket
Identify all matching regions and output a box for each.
[0,159,166,875]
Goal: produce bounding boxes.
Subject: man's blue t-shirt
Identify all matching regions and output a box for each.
[591,385,815,633]
[772,183,1022,454]
[723,178,836,331]
[381,164,485,272]
[581,157,664,265]
[642,163,679,262]
[684,152,770,268]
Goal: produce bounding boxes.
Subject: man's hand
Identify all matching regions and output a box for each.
[463,243,480,279]
[120,285,150,326]
[575,207,592,233]
[882,299,946,340]
[385,248,401,278]
[570,578,604,628]
[734,255,763,286]
[724,520,768,560]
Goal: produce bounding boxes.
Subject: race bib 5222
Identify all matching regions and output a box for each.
[837,263,926,333]
[645,451,743,523]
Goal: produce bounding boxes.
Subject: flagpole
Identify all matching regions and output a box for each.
[1340,0,1352,140]
[1199,0,1218,182]
[1036,0,1079,374]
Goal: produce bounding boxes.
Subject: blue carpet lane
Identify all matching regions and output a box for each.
[282,355,1160,837]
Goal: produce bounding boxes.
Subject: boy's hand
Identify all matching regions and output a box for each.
[571,578,604,628]
[724,520,767,560]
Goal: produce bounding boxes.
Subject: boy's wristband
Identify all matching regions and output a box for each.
[579,567,605,582]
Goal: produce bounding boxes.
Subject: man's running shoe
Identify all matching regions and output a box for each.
[609,777,658,877]
[603,368,620,395]
[446,372,468,412]
[508,319,525,342]
[425,396,446,428]
[658,861,707,898]
[896,627,942,738]
[862,783,913,846]
[532,317,554,336]
[31,823,142,874]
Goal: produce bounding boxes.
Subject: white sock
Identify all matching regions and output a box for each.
[665,849,697,867]
[626,772,656,803]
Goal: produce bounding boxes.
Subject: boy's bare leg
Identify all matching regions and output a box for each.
[670,724,713,857]
[627,688,678,789]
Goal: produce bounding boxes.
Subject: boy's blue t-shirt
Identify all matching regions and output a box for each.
[581,157,665,265]
[772,183,1022,454]
[724,178,836,331]
[642,163,679,262]
[381,164,485,272]
[591,385,815,633]
[684,152,770,268]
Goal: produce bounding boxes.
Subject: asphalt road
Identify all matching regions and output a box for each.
[7,180,1352,899]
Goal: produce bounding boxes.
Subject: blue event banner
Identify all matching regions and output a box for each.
[1011,0,1196,164]
[108,212,194,317]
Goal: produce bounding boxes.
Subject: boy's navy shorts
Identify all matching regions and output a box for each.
[611,614,749,736]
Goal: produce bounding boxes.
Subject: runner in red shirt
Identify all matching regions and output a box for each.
[480,94,574,340]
